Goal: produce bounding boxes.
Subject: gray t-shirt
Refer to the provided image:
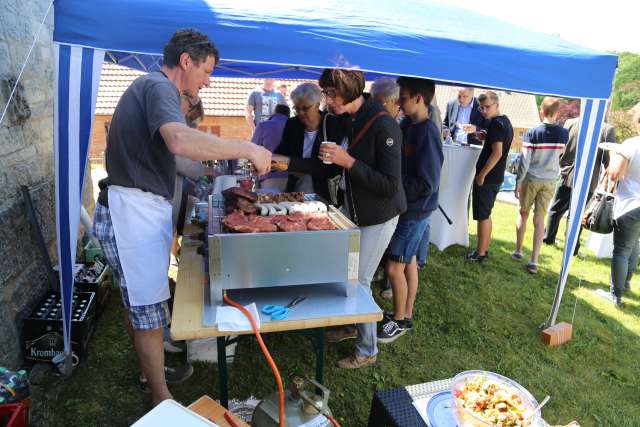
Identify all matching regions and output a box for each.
[98,71,185,206]
[247,88,285,125]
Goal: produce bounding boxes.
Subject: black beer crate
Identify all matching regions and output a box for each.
[55,260,113,315]
[73,262,112,315]
[23,291,96,364]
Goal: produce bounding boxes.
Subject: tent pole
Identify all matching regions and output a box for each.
[545,98,607,328]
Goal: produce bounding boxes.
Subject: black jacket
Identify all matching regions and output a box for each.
[275,112,345,203]
[290,98,406,226]
[345,97,406,226]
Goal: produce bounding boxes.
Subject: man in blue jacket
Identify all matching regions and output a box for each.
[378,77,443,344]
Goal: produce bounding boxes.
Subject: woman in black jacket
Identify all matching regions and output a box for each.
[276,69,406,369]
[273,83,344,204]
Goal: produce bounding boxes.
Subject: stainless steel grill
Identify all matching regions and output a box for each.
[207,193,360,307]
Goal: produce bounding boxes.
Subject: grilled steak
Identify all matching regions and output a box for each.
[307,216,337,231]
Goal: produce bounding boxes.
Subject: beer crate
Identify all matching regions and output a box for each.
[23,291,96,364]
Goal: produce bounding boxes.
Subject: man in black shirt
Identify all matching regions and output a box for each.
[469,91,514,262]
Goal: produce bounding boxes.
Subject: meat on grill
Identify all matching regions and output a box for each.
[236,197,257,214]
[223,210,336,233]
[307,216,337,231]
[222,187,258,202]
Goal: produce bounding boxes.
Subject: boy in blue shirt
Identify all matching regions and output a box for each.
[378,77,443,343]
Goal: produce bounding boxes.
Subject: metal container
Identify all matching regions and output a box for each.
[252,377,333,427]
[207,194,360,307]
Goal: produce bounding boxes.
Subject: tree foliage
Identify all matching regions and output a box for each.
[612,52,640,111]
[610,110,638,142]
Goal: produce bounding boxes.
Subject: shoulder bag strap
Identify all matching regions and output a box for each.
[350,111,389,149]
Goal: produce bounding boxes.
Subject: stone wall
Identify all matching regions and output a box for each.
[0,1,94,368]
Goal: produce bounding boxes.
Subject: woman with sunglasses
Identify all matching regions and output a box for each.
[273,83,345,203]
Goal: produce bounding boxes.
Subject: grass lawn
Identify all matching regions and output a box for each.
[36,200,639,427]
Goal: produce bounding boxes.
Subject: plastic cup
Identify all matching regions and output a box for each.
[320,141,337,164]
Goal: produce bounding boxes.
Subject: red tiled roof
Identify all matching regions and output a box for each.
[96,64,539,128]
[96,63,311,116]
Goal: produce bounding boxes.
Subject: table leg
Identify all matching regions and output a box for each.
[314,327,325,385]
[217,336,228,408]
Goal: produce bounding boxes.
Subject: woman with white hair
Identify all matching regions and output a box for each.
[604,111,640,307]
[371,77,400,119]
[274,82,344,203]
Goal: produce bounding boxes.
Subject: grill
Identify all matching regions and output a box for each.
[207,193,360,308]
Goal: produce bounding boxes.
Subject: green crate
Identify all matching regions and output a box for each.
[83,240,104,263]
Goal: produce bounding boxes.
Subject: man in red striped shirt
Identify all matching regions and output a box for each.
[512,97,568,274]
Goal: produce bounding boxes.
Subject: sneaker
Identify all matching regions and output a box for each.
[377,319,407,344]
[525,262,538,274]
[511,251,523,261]
[467,250,488,263]
[336,353,377,369]
[139,364,194,392]
[383,311,413,330]
[404,317,413,331]
[326,326,357,343]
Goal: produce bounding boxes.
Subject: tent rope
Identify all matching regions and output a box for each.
[0,0,54,127]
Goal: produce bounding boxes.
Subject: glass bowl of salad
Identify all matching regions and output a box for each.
[451,370,540,427]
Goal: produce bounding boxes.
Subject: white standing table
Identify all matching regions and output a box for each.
[430,143,482,251]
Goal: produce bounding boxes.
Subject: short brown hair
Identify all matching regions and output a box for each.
[318,69,365,104]
[540,97,561,118]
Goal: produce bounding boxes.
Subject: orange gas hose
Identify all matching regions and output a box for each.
[223,294,285,427]
[223,294,341,427]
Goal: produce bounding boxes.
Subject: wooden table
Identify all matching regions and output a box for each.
[171,223,382,407]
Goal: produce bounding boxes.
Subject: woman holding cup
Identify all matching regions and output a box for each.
[272,83,344,203]
[278,69,406,369]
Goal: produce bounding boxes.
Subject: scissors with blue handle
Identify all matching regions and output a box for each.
[262,296,306,320]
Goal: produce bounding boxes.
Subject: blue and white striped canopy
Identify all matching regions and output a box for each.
[52,0,617,363]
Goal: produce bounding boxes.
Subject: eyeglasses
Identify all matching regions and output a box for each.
[478,103,496,112]
[294,104,315,114]
[321,88,338,99]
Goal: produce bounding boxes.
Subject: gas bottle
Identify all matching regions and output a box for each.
[252,376,333,427]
